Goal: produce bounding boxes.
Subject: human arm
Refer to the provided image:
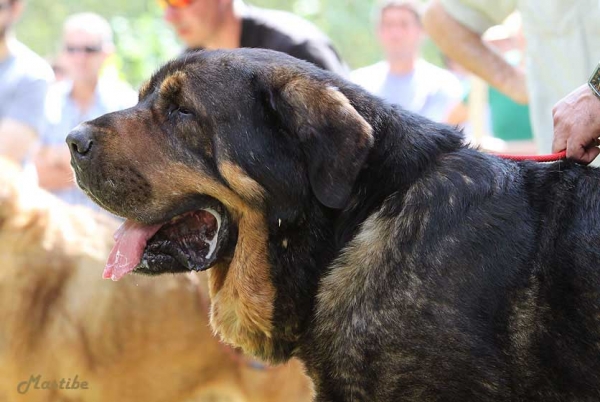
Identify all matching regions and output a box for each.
[551,84,600,164]
[446,101,469,126]
[33,144,74,190]
[422,0,527,104]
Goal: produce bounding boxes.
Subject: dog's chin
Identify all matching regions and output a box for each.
[132,199,237,276]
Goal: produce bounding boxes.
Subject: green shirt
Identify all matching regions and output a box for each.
[488,86,533,141]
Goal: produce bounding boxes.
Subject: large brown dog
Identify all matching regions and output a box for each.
[67,49,600,401]
[0,158,312,402]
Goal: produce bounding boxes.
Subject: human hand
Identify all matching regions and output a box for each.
[552,84,600,164]
[33,145,74,190]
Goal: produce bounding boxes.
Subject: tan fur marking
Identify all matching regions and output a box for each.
[159,71,186,99]
[219,162,266,204]
[150,162,248,214]
[280,77,374,146]
[138,79,152,100]
[318,212,393,318]
[139,161,276,359]
[208,209,276,359]
[325,86,373,145]
[315,212,395,377]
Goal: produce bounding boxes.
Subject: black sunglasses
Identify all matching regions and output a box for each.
[64,45,103,54]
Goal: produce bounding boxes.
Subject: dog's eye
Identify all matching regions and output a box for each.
[177,107,193,116]
[169,106,193,118]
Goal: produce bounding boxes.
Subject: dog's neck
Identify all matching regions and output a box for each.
[263,106,465,362]
[336,105,465,245]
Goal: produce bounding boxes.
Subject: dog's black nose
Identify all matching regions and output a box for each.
[66,127,94,157]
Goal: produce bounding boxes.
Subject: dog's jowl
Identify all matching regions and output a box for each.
[67,49,600,401]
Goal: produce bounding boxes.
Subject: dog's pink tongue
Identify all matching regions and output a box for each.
[103,219,162,281]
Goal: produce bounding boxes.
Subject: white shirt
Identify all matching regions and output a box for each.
[351,59,463,123]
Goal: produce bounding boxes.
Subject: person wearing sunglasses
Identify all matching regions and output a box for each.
[0,0,53,165]
[34,12,136,213]
[159,0,348,76]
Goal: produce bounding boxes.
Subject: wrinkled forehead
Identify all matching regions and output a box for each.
[139,52,254,102]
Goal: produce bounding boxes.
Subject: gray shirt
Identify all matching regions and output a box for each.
[0,39,53,133]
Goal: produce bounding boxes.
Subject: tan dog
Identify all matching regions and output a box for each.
[0,157,313,402]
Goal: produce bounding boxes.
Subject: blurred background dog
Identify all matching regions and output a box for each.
[0,157,313,402]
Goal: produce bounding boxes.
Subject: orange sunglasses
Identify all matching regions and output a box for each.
[157,0,193,8]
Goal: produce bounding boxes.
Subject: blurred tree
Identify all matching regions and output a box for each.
[109,13,182,88]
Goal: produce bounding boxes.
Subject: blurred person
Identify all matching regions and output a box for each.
[159,0,348,75]
[34,12,137,213]
[350,0,463,122]
[423,0,600,153]
[49,53,68,82]
[0,0,53,163]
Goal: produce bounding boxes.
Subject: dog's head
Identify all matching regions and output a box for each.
[67,49,375,277]
[67,49,374,359]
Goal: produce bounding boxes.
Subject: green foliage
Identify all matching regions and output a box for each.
[110,13,182,88]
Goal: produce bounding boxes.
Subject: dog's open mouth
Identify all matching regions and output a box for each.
[103,199,232,281]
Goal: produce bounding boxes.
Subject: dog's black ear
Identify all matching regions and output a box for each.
[263,73,374,209]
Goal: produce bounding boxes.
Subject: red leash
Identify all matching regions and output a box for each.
[493,150,567,162]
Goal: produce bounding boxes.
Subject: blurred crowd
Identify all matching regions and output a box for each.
[1,0,600,215]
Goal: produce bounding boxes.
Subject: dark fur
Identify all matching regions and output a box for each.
[68,49,600,401]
